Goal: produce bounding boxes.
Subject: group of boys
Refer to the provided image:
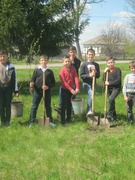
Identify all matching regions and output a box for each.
[0,48,135,127]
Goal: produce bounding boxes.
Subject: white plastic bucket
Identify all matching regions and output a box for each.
[71,98,85,115]
[11,101,23,117]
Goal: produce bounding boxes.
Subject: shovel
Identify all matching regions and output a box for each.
[87,75,99,126]
[99,71,110,127]
[38,71,50,127]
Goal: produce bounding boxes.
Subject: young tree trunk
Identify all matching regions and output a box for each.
[76,39,82,60]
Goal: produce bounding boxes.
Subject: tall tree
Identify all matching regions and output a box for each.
[0,0,76,56]
[0,0,25,53]
[0,0,104,58]
[100,21,125,56]
[69,0,104,60]
[126,0,135,38]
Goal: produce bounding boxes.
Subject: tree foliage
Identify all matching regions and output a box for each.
[0,0,104,57]
[68,0,104,59]
[0,0,76,57]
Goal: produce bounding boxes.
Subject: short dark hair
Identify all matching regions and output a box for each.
[87,48,95,55]
[63,55,70,59]
[39,54,48,60]
[0,50,8,55]
[68,46,77,52]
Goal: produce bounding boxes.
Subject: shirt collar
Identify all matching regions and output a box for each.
[38,65,48,72]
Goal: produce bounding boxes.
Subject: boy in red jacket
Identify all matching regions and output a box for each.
[59,55,80,125]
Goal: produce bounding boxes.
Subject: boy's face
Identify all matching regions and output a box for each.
[39,57,48,68]
[63,58,71,68]
[68,50,76,59]
[106,59,115,68]
[0,54,8,64]
[130,66,135,74]
[87,51,95,62]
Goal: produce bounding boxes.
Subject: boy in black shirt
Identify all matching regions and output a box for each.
[103,57,121,121]
[29,54,55,126]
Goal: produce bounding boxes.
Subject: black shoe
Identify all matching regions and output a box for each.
[6,122,10,127]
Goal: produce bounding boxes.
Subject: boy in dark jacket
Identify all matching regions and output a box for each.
[80,48,100,116]
[29,54,55,127]
[0,50,19,126]
[103,57,121,122]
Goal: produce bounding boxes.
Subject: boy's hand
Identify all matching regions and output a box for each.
[75,88,80,94]
[105,81,109,85]
[42,85,49,90]
[104,67,109,73]
[15,93,19,97]
[70,89,76,95]
[30,82,34,88]
[89,70,95,77]
[91,65,95,71]
[124,96,129,102]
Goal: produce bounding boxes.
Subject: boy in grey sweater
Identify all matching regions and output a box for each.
[123,61,135,122]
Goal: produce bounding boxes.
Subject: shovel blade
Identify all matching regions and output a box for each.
[38,117,50,127]
[38,117,45,126]
[87,115,99,127]
[99,118,110,128]
[45,117,50,127]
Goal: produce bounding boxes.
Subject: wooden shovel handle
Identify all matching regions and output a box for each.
[92,75,95,112]
[43,71,46,122]
[104,71,108,117]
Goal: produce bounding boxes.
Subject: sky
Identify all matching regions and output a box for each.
[79,0,128,49]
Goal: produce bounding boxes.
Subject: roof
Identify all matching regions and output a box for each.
[83,35,105,45]
[83,35,125,46]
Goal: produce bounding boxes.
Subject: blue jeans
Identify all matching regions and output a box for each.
[30,90,53,123]
[59,86,75,110]
[82,82,92,112]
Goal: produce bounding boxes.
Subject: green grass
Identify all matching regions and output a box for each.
[0,62,134,179]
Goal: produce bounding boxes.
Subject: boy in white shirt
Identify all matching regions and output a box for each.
[123,61,135,122]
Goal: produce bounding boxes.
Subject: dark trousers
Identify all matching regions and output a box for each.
[59,86,75,110]
[30,90,53,123]
[107,88,121,118]
[0,87,12,125]
[61,88,72,124]
[126,93,135,120]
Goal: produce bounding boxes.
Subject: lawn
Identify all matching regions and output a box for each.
[0,62,135,180]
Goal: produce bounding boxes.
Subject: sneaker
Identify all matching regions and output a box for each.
[87,110,93,116]
[111,117,116,122]
[106,114,111,119]
[50,122,56,127]
[29,123,34,128]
